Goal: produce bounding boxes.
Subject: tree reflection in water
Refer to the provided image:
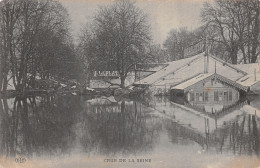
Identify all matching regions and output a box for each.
[0,94,80,158]
[220,114,260,156]
[1,94,260,158]
[0,95,162,158]
[78,98,162,156]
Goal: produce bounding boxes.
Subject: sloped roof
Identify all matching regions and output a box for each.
[172,73,213,90]
[236,73,260,87]
[133,52,251,86]
[134,52,205,85]
[136,63,168,72]
[208,55,247,75]
[171,73,248,92]
[234,62,260,87]
[233,62,260,74]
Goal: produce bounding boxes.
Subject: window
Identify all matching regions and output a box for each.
[199,93,203,101]
[190,93,194,101]
[214,91,218,101]
[229,91,232,101]
[196,93,199,101]
[224,92,228,101]
[205,92,208,102]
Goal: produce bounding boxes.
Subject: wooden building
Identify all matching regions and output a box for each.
[133,52,258,95]
[170,73,249,114]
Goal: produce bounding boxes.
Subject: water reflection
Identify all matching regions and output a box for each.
[78,97,162,155]
[0,94,162,158]
[167,94,260,156]
[0,95,80,158]
[0,93,260,159]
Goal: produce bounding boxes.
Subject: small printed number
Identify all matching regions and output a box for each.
[15,157,26,163]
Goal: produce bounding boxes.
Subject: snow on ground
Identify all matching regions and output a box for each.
[86,96,118,105]
[60,83,67,87]
[86,87,94,91]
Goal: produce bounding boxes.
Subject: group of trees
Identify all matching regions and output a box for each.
[163,28,201,61]
[1,0,259,92]
[202,0,260,64]
[164,0,260,64]
[0,0,79,94]
[77,0,155,88]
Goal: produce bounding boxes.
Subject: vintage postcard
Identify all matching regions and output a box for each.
[0,0,260,168]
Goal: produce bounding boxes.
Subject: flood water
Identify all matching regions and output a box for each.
[1,93,260,168]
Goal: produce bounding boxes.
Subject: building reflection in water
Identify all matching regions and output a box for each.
[0,91,260,158]
[167,82,260,156]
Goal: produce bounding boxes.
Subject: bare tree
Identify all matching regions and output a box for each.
[243,0,260,63]
[202,1,239,64]
[77,24,97,87]
[0,0,74,94]
[147,44,170,63]
[201,0,260,64]
[163,27,196,61]
[80,0,151,88]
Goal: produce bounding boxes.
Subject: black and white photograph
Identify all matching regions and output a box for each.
[0,0,260,167]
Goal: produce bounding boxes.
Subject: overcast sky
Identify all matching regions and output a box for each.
[60,0,207,45]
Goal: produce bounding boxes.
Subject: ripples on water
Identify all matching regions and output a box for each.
[0,93,260,167]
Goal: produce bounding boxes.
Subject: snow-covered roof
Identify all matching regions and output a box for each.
[172,73,213,90]
[236,73,260,87]
[134,52,205,85]
[136,64,167,72]
[208,55,247,75]
[233,62,260,74]
[235,61,260,88]
[172,73,249,92]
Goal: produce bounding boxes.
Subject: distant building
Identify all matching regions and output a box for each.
[184,40,204,58]
[171,73,245,113]
[133,52,260,95]
[89,71,135,89]
[89,64,167,89]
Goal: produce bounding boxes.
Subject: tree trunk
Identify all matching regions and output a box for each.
[251,0,260,63]
[120,76,126,88]
[0,56,3,94]
[2,75,8,95]
[251,9,260,63]
[251,45,258,63]
[121,101,125,113]
[230,46,238,64]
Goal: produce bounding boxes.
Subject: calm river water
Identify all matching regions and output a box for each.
[1,93,260,168]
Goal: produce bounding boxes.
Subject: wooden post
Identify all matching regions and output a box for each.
[207,53,209,73]
[254,68,256,81]
[204,55,207,73]
[164,83,166,95]
[134,64,137,82]
[215,61,217,74]
[215,118,217,129]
